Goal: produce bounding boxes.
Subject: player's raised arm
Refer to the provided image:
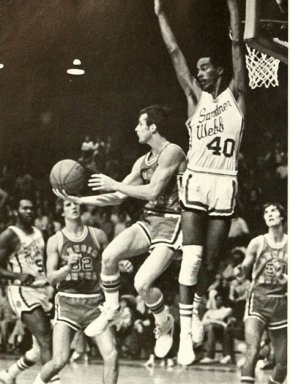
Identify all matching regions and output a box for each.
[53,163,143,206]
[89,145,185,201]
[154,0,201,114]
[227,0,246,114]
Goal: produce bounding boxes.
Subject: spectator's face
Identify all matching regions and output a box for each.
[17,200,34,226]
[264,205,283,228]
[215,296,223,308]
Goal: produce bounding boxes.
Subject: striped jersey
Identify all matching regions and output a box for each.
[56,226,102,294]
[250,234,288,296]
[186,88,244,176]
[138,143,183,214]
[8,226,47,287]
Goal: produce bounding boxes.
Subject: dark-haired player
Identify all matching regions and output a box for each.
[0,198,59,384]
[55,104,187,360]
[235,203,287,384]
[154,0,246,364]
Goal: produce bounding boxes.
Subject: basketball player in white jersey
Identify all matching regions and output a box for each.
[33,198,119,384]
[154,0,246,364]
[235,203,287,384]
[55,104,187,360]
[0,197,60,384]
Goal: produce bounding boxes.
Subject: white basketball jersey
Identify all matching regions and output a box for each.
[8,226,47,287]
[186,88,244,176]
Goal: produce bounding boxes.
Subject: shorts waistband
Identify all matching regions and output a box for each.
[57,292,103,298]
[143,211,180,218]
[187,166,238,177]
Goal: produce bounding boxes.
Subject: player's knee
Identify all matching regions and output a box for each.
[134,273,151,297]
[102,346,118,365]
[102,247,119,270]
[178,245,202,286]
[25,343,40,363]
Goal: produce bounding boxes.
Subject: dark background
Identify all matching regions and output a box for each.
[0,0,287,179]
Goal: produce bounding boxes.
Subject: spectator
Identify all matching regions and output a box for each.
[200,294,234,364]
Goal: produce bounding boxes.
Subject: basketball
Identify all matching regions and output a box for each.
[49,159,85,194]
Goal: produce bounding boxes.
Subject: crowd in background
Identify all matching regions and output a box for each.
[0,126,287,367]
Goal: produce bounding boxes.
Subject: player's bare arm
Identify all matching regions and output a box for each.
[154,0,201,115]
[89,145,185,201]
[46,235,81,286]
[0,229,35,285]
[235,237,259,278]
[53,165,143,206]
[227,0,246,114]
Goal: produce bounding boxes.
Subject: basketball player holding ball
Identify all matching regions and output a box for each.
[154,0,246,364]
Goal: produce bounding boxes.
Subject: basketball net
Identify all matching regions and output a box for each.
[245,45,280,89]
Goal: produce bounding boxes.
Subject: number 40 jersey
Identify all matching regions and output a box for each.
[186,88,244,176]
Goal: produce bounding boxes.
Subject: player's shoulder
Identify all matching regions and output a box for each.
[47,232,60,248]
[88,226,108,244]
[0,226,18,243]
[249,235,264,250]
[160,143,186,161]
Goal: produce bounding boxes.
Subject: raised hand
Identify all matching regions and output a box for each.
[88,174,117,192]
[52,188,81,204]
[154,0,164,16]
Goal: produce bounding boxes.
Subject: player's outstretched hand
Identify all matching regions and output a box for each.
[53,189,81,204]
[154,0,164,15]
[119,260,134,273]
[88,174,117,192]
[20,273,36,286]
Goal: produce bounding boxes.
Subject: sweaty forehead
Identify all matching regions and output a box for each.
[139,113,148,123]
[19,200,33,209]
[197,57,212,68]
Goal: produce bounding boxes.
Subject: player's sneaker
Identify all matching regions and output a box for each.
[177,332,195,366]
[199,357,217,364]
[191,309,204,346]
[84,303,120,337]
[154,314,175,358]
[0,370,15,384]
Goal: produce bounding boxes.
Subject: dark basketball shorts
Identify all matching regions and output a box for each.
[54,292,103,331]
[136,212,182,251]
[244,292,287,330]
[180,169,237,217]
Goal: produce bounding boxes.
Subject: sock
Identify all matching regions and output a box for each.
[193,294,202,312]
[241,376,255,383]
[146,295,167,325]
[33,373,46,384]
[8,355,35,378]
[179,303,193,336]
[101,272,120,307]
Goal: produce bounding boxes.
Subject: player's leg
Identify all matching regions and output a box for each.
[196,216,231,298]
[268,327,287,384]
[93,328,118,384]
[178,209,206,365]
[33,323,75,384]
[22,307,52,365]
[0,335,40,384]
[241,318,265,384]
[85,224,149,337]
[134,244,175,358]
